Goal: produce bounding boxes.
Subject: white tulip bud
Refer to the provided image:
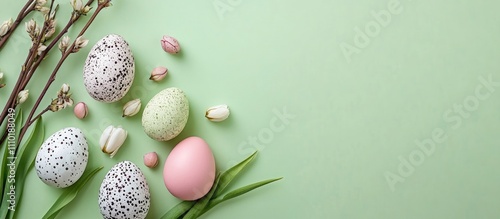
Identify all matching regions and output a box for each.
[205,104,230,122]
[100,125,127,158]
[122,99,141,117]
[17,90,29,104]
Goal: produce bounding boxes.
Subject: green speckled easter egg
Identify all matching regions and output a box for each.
[141,87,189,141]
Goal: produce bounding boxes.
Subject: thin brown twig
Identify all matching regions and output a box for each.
[28,106,49,126]
[0,0,54,144]
[17,0,111,147]
[20,0,95,94]
[0,0,94,132]
[0,0,37,127]
[0,0,36,50]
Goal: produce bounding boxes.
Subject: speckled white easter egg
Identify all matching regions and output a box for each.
[142,87,189,141]
[35,127,88,188]
[99,161,150,219]
[83,34,135,103]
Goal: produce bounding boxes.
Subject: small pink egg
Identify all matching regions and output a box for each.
[73,102,88,119]
[163,136,216,200]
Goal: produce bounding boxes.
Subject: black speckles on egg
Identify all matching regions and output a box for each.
[83,34,135,103]
[99,161,150,219]
[35,127,89,188]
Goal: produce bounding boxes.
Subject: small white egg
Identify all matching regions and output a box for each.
[35,127,88,188]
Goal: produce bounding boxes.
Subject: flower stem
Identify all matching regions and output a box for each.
[0,0,95,146]
[17,0,110,147]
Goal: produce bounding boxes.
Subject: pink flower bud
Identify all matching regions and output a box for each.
[149,66,168,82]
[74,102,88,119]
[143,152,159,168]
[160,35,180,54]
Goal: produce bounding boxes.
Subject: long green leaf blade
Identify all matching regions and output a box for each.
[42,166,103,219]
[214,151,257,198]
[16,117,45,173]
[200,177,283,216]
[0,133,8,212]
[222,177,282,200]
[0,127,8,204]
[9,117,44,219]
[160,201,196,219]
[0,109,22,219]
[183,173,221,219]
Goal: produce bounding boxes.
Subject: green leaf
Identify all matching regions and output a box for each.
[200,177,283,216]
[15,116,43,169]
[160,151,281,219]
[160,201,196,219]
[0,109,21,191]
[42,166,103,219]
[0,126,8,200]
[9,117,44,219]
[0,109,22,219]
[183,173,221,219]
[214,151,257,198]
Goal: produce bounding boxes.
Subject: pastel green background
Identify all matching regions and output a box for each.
[1,0,500,218]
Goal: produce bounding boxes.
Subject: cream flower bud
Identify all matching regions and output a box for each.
[160,35,181,54]
[38,6,50,14]
[37,44,47,55]
[44,19,56,39]
[149,66,168,81]
[72,36,88,53]
[17,90,29,104]
[59,35,70,53]
[0,18,13,37]
[71,0,84,12]
[100,125,127,158]
[82,5,92,14]
[36,0,47,6]
[98,0,112,7]
[122,99,141,117]
[205,104,230,122]
[0,72,4,88]
[61,83,70,93]
[25,19,36,35]
[73,102,88,119]
[143,152,159,168]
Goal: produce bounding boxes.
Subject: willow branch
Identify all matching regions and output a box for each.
[0,0,36,50]
[17,0,111,147]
